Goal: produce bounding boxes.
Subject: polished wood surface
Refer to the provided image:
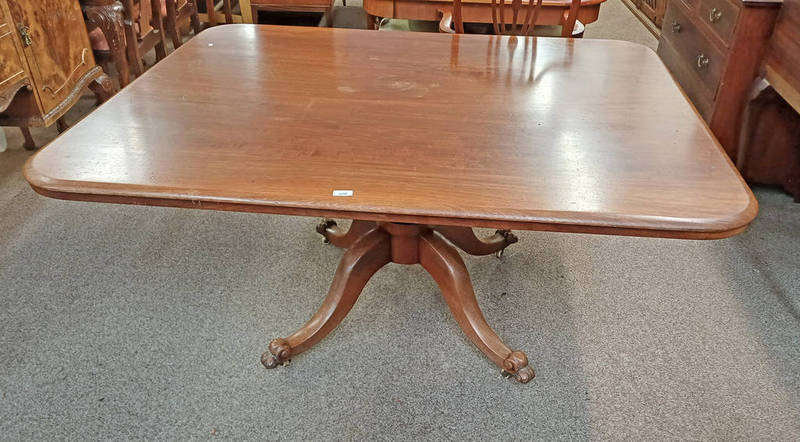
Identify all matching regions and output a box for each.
[765,0,800,109]
[0,0,113,146]
[25,25,756,238]
[656,0,780,161]
[734,0,800,200]
[249,0,335,24]
[639,0,666,27]
[364,0,604,28]
[737,81,800,200]
[0,0,29,112]
[5,0,96,112]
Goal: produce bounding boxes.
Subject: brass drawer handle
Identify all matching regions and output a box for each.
[696,53,710,69]
[709,7,723,23]
[17,23,32,46]
[671,21,682,32]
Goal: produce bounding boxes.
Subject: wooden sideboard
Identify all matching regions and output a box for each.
[640,0,667,28]
[657,0,780,161]
[737,0,800,200]
[0,0,29,112]
[0,0,113,149]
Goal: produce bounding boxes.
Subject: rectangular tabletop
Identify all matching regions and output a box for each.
[24,25,757,239]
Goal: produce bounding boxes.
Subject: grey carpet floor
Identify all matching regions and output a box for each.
[2,2,799,440]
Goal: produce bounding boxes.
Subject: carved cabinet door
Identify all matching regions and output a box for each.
[5,0,96,114]
[0,0,30,111]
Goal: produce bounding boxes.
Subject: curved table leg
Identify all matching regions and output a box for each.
[433,226,518,257]
[418,231,534,383]
[316,219,377,248]
[262,227,391,368]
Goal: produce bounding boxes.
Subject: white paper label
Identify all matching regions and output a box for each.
[332,190,353,197]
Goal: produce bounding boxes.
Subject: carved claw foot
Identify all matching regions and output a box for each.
[495,230,519,258]
[316,219,337,244]
[261,338,291,369]
[501,351,535,384]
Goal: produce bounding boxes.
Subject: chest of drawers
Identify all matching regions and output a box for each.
[657,0,780,161]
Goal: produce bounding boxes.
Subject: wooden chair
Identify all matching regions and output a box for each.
[164,0,202,48]
[200,0,241,25]
[439,0,584,37]
[89,0,168,83]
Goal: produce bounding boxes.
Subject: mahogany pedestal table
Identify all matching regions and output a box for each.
[24,25,758,384]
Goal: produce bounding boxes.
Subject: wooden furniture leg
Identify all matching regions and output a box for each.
[151,0,169,61]
[366,13,378,29]
[191,6,203,34]
[264,221,534,384]
[83,0,131,87]
[434,226,518,257]
[237,0,254,22]
[418,231,534,383]
[222,0,233,23]
[88,73,116,103]
[316,219,378,247]
[122,0,145,77]
[165,0,183,48]
[205,0,218,25]
[262,227,392,368]
[20,127,36,150]
[56,118,70,134]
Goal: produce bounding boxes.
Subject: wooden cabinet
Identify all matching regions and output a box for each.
[0,0,29,112]
[640,0,667,27]
[737,0,800,200]
[657,0,781,160]
[0,0,113,137]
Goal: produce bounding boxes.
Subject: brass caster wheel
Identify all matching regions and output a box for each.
[496,248,504,259]
[501,366,535,383]
[262,338,291,369]
[514,365,535,383]
[316,218,336,244]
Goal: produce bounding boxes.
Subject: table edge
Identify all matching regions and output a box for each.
[23,26,759,241]
[24,160,758,240]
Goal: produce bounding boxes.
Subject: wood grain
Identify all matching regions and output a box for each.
[5,0,97,113]
[765,0,800,110]
[25,25,757,239]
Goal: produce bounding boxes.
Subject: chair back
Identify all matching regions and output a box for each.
[449,0,581,37]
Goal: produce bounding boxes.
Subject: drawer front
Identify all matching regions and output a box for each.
[661,0,726,97]
[698,0,740,46]
[657,38,714,120]
[0,22,26,89]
